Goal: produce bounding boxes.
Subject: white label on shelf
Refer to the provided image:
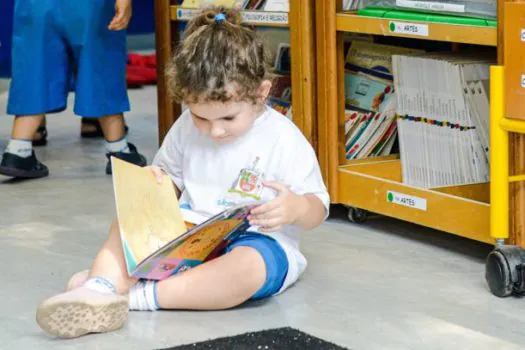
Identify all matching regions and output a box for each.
[521,29,525,41]
[176,8,199,21]
[242,11,288,25]
[387,191,427,211]
[396,0,465,13]
[176,8,288,25]
[388,21,429,37]
[521,75,525,88]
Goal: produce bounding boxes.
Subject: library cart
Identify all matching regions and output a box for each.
[315,0,497,242]
[315,0,525,297]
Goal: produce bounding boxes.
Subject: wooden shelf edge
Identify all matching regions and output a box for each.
[170,6,289,27]
[336,13,497,46]
[336,166,491,244]
[341,154,400,167]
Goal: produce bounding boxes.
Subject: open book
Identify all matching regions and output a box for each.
[111,157,262,280]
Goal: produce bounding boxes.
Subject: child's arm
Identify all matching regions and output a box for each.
[248,181,327,232]
[148,166,181,199]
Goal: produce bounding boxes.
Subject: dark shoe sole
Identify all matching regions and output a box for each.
[0,165,49,178]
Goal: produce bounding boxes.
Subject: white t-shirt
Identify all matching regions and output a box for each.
[152,107,329,294]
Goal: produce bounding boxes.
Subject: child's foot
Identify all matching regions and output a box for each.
[0,151,49,178]
[105,143,147,175]
[36,286,128,338]
[65,269,90,291]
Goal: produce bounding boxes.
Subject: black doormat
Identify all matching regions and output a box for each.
[160,327,349,350]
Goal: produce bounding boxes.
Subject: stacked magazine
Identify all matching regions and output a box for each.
[392,52,493,188]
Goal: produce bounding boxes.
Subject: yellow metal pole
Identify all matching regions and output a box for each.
[490,65,509,243]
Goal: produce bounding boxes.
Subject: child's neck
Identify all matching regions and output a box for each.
[252,104,267,121]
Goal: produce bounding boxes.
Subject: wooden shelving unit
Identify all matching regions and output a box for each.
[153,1,317,148]
[315,0,502,244]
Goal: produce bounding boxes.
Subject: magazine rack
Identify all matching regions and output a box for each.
[153,0,317,148]
[314,0,520,247]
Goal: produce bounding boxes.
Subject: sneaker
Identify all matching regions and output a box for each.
[65,269,90,292]
[105,143,147,175]
[36,286,128,338]
[0,151,49,178]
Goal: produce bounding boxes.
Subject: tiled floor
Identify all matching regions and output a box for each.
[1,87,524,350]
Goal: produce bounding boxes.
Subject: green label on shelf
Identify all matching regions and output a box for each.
[389,21,429,37]
[387,191,427,211]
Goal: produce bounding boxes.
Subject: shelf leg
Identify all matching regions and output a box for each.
[490,65,509,244]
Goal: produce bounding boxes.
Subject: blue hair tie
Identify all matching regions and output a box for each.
[214,13,226,23]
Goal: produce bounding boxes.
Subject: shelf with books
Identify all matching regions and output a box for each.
[155,0,316,148]
[171,6,289,27]
[336,12,497,47]
[315,0,499,244]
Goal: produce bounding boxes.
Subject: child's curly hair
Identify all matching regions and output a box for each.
[167,6,272,105]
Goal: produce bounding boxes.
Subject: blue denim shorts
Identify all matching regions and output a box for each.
[224,232,289,300]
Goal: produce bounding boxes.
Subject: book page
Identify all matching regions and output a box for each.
[132,202,260,280]
[111,157,187,275]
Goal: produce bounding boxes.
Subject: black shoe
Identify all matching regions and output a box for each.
[32,125,48,147]
[0,151,49,178]
[105,143,147,175]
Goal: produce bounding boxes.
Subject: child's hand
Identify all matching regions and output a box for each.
[108,0,132,31]
[147,166,167,185]
[248,182,306,233]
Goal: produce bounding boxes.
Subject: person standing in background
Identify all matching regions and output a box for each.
[0,0,146,179]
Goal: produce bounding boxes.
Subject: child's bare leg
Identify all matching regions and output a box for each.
[98,113,126,141]
[67,247,267,310]
[89,219,137,294]
[156,246,266,310]
[11,114,45,139]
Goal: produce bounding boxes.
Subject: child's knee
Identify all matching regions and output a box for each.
[226,235,289,301]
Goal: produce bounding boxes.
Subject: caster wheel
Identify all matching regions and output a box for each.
[485,245,525,297]
[347,207,368,224]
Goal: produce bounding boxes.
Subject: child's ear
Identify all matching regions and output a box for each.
[257,80,272,102]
